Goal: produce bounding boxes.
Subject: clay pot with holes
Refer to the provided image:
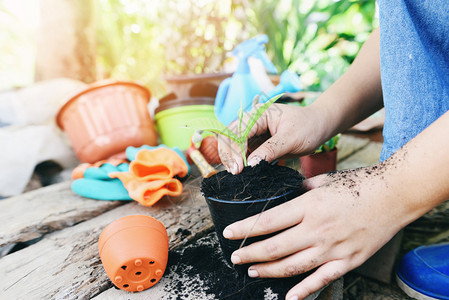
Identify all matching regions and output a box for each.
[98,215,169,292]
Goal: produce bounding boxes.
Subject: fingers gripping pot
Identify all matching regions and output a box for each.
[205,190,302,268]
[98,215,169,292]
[201,162,306,268]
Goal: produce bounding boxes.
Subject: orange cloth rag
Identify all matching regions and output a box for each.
[108,148,188,206]
[109,172,182,206]
[130,148,189,180]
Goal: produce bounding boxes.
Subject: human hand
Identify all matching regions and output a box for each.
[218,103,328,174]
[222,166,403,299]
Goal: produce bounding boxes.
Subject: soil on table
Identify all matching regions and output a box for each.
[201,160,305,201]
[163,231,310,300]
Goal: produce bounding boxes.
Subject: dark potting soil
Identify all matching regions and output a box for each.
[163,231,309,300]
[201,160,305,201]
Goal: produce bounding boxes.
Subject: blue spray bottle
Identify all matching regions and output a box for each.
[215,35,277,125]
[260,70,303,103]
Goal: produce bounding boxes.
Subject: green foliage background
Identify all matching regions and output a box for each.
[96,0,377,97]
[1,0,377,96]
[246,0,377,90]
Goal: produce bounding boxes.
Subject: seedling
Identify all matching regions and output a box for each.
[316,134,340,153]
[184,94,283,166]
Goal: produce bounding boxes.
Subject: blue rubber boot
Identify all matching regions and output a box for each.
[396,243,449,299]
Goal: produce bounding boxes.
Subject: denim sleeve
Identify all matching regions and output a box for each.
[378,0,449,161]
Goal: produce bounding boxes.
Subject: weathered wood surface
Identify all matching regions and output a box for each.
[337,141,382,170]
[0,134,378,299]
[0,181,124,248]
[344,272,410,299]
[93,231,343,300]
[0,180,213,299]
[0,135,371,249]
[87,136,375,300]
[337,134,371,162]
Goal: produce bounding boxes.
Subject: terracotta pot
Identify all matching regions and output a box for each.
[56,80,157,163]
[299,148,337,178]
[98,215,169,292]
[199,135,221,165]
[163,73,281,99]
[164,73,231,99]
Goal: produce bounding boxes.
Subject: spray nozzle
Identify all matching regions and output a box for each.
[232,34,277,74]
[253,51,277,74]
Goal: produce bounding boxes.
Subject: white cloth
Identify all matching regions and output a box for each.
[0,78,85,196]
[0,125,79,196]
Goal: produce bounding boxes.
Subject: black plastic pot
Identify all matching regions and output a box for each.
[205,189,304,268]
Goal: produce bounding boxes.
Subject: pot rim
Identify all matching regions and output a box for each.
[155,97,215,114]
[154,104,215,120]
[56,79,151,130]
[98,215,167,254]
[205,189,299,205]
[163,72,232,83]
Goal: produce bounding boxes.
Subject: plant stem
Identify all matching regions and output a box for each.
[240,143,247,167]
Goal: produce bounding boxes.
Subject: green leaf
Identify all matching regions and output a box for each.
[183,117,240,143]
[241,94,283,140]
[238,104,244,139]
[316,133,340,153]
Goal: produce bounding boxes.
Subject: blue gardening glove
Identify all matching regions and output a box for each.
[71,163,132,201]
[126,145,190,175]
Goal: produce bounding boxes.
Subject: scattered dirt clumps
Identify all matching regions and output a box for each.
[324,153,400,198]
[163,232,308,299]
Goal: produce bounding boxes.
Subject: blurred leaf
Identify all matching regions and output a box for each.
[184,117,240,143]
[244,0,376,90]
[323,39,339,51]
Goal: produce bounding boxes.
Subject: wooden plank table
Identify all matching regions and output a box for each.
[0,134,382,299]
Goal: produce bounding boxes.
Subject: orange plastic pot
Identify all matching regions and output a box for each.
[199,135,221,165]
[98,215,169,292]
[299,148,337,178]
[56,80,157,163]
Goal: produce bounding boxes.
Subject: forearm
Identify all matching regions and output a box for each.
[376,110,449,228]
[311,28,383,143]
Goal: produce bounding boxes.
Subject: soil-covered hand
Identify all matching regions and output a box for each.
[218,103,327,174]
[222,166,404,300]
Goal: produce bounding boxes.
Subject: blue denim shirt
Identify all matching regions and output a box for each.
[378,0,449,161]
